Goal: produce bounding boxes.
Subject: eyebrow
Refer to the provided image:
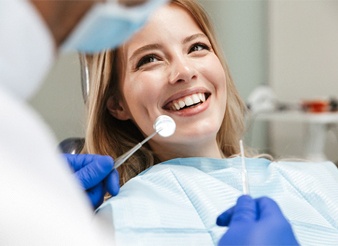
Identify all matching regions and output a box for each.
[183,33,207,44]
[129,44,162,62]
[128,33,208,62]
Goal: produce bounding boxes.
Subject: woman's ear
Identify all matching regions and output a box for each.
[107,96,131,120]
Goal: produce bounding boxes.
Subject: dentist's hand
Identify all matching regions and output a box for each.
[64,154,120,209]
[217,195,299,246]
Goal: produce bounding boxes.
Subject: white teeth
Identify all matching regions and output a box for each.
[184,96,194,106]
[178,100,185,108]
[170,93,207,111]
[192,94,200,104]
[199,93,206,102]
[174,102,180,110]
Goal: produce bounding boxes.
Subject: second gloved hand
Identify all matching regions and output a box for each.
[64,154,120,209]
[217,195,299,246]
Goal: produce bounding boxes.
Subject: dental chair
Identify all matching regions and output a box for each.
[58,54,88,154]
[58,137,85,154]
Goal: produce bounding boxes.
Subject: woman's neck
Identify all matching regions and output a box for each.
[152,140,223,162]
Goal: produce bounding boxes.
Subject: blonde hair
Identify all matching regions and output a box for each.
[82,0,248,185]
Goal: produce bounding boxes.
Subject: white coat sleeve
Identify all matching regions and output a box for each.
[0,0,115,245]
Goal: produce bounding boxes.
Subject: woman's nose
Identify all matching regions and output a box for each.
[168,56,197,84]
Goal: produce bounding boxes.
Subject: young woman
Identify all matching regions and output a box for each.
[83,0,246,186]
[82,0,338,245]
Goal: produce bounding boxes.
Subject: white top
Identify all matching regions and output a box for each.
[0,0,54,100]
[0,0,114,244]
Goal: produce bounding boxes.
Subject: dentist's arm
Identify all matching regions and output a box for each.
[217,195,299,246]
[64,154,120,209]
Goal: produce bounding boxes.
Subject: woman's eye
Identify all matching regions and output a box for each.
[189,43,210,53]
[136,55,159,69]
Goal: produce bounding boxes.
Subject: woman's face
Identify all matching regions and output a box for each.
[113,3,227,159]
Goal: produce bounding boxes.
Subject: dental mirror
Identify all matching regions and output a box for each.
[114,115,176,169]
[154,115,176,137]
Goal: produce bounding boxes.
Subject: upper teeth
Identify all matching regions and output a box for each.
[171,93,206,111]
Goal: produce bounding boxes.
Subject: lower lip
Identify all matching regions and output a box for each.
[169,97,210,117]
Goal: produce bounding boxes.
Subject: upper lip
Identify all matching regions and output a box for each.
[162,87,210,109]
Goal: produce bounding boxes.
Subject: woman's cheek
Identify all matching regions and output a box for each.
[140,72,166,92]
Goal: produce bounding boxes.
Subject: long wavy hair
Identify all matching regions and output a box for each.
[81,0,248,185]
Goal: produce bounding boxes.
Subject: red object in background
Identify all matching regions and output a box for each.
[302,100,329,113]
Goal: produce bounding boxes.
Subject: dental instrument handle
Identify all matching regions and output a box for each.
[113,115,175,170]
[240,140,250,195]
[114,130,159,169]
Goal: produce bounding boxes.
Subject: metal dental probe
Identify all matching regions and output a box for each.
[240,139,250,195]
[114,115,176,169]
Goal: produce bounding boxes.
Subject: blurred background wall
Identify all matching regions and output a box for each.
[268,0,338,161]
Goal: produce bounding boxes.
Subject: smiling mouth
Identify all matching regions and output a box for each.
[164,92,210,111]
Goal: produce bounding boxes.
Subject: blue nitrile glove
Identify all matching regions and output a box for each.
[217,195,299,246]
[64,154,120,209]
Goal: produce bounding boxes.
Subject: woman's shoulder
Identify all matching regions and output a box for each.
[271,159,338,173]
